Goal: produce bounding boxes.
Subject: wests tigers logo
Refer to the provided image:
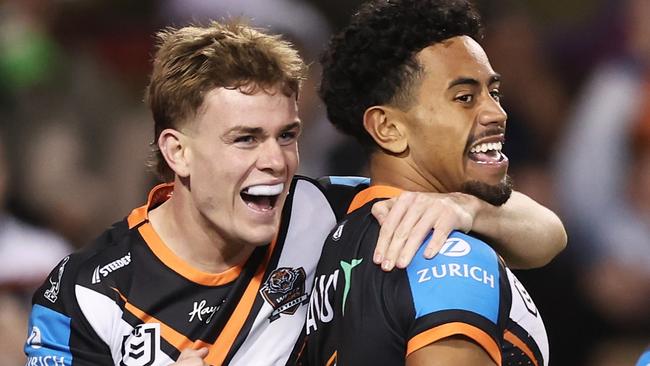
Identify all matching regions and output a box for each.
[260,267,309,322]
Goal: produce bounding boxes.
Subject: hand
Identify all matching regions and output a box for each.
[171,347,209,366]
[372,192,479,270]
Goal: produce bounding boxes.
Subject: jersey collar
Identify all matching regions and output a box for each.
[347,185,404,214]
[127,183,173,228]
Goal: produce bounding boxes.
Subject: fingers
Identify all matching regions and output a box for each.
[393,208,439,268]
[374,192,477,271]
[371,199,393,225]
[422,199,472,259]
[382,200,426,270]
[174,347,209,366]
[424,217,453,259]
[373,192,416,270]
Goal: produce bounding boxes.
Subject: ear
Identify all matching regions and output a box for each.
[158,129,191,178]
[363,106,408,154]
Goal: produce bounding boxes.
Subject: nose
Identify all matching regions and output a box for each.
[257,139,286,175]
[477,95,507,128]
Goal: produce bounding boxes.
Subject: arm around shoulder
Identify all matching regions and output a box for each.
[472,191,567,269]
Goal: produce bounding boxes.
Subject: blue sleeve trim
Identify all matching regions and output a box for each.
[325,176,371,187]
[25,304,73,366]
[406,231,501,323]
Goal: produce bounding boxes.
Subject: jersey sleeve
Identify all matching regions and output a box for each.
[25,255,114,366]
[402,231,506,364]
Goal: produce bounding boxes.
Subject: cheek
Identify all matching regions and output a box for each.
[284,144,300,172]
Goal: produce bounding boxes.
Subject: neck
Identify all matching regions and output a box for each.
[148,181,254,274]
[368,152,446,193]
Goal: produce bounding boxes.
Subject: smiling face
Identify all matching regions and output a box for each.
[403,36,511,204]
[181,85,300,247]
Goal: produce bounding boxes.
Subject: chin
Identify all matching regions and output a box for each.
[239,225,278,247]
[461,175,513,206]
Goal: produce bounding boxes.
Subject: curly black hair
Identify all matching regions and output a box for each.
[320,0,482,148]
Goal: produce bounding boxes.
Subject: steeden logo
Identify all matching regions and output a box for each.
[92,252,131,284]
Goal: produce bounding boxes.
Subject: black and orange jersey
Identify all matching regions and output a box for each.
[24,176,364,366]
[303,185,549,366]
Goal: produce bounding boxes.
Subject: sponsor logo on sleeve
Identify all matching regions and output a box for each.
[26,355,67,366]
[439,237,472,257]
[44,256,70,303]
[415,263,495,288]
[27,326,43,349]
[407,233,501,323]
[26,305,72,365]
[120,323,160,366]
[92,252,132,284]
[260,267,309,322]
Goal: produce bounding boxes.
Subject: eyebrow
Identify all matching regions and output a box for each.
[447,74,502,89]
[224,126,264,136]
[281,121,302,132]
[223,121,302,136]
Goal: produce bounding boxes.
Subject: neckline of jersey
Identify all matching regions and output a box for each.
[127,183,244,286]
[347,185,404,214]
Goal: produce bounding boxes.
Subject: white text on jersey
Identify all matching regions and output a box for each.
[305,270,339,335]
[417,263,495,288]
[92,252,131,284]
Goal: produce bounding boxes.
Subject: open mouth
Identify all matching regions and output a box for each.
[240,183,284,212]
[467,139,508,164]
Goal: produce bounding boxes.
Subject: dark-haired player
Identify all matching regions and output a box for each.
[304,0,551,365]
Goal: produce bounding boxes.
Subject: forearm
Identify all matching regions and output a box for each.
[472,191,567,269]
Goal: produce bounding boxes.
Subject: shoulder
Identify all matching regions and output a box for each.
[31,218,135,312]
[313,175,370,221]
[405,231,503,321]
[402,232,506,364]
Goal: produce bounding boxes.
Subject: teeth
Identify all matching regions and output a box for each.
[242,183,284,196]
[470,141,502,153]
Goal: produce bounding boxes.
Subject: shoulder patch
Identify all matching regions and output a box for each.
[44,256,70,304]
[406,231,501,323]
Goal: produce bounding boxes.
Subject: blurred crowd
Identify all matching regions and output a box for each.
[1,0,648,365]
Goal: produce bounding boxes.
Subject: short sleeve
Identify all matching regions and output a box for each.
[404,231,505,364]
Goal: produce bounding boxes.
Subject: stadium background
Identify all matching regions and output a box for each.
[0,0,648,364]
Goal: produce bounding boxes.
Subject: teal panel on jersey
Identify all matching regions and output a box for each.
[637,349,650,366]
[406,231,501,323]
[326,176,371,187]
[24,304,72,366]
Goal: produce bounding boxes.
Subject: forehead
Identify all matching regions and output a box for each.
[197,86,299,130]
[416,35,495,84]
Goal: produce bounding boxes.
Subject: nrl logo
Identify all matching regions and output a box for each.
[120,323,160,366]
[259,267,309,322]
